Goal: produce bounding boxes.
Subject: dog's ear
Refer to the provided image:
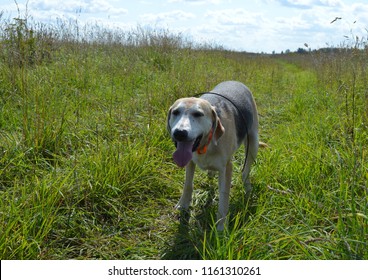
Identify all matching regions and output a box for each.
[211,107,224,145]
[167,107,172,133]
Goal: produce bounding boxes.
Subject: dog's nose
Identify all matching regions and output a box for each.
[173,129,188,141]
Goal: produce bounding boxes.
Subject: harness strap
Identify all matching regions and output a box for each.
[197,129,213,155]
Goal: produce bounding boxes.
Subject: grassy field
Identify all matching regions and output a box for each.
[0,16,367,260]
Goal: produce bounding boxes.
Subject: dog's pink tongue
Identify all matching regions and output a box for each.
[173,141,194,168]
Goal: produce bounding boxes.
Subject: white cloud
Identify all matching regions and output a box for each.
[277,0,314,9]
[274,0,343,9]
[29,0,127,15]
[168,0,224,4]
[205,8,264,26]
[140,10,195,25]
[199,7,320,51]
[318,0,343,7]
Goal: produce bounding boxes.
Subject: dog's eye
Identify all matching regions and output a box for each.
[172,109,180,116]
[193,111,204,118]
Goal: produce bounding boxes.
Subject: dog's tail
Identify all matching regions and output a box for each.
[259,141,269,148]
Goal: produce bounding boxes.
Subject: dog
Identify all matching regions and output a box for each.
[167,81,262,230]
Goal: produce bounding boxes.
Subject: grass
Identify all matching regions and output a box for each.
[0,14,367,260]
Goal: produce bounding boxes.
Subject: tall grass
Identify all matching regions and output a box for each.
[0,13,367,259]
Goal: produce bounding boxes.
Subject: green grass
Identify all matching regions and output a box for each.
[0,15,367,260]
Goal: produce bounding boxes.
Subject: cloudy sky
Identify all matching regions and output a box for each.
[1,0,367,53]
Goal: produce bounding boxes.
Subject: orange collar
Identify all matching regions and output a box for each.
[197,129,213,155]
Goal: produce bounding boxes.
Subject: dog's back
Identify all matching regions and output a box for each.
[200,81,256,144]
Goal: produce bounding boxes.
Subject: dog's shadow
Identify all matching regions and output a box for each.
[161,180,216,260]
[161,177,259,260]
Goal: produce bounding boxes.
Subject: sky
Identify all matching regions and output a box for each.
[1,0,368,53]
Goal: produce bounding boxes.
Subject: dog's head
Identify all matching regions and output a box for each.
[167,97,224,167]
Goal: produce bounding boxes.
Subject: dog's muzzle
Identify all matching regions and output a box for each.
[172,131,203,167]
[173,130,202,152]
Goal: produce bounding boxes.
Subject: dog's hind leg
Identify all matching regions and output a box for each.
[217,160,232,231]
[242,131,259,193]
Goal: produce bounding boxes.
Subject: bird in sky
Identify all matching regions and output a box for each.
[330,17,342,24]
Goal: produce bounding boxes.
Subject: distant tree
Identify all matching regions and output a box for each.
[297,48,308,54]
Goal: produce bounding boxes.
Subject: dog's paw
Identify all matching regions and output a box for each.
[244,182,253,193]
[173,206,191,226]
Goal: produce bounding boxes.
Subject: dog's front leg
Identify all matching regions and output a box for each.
[217,161,232,231]
[175,160,196,210]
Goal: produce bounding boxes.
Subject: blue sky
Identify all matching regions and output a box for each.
[1,0,368,53]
